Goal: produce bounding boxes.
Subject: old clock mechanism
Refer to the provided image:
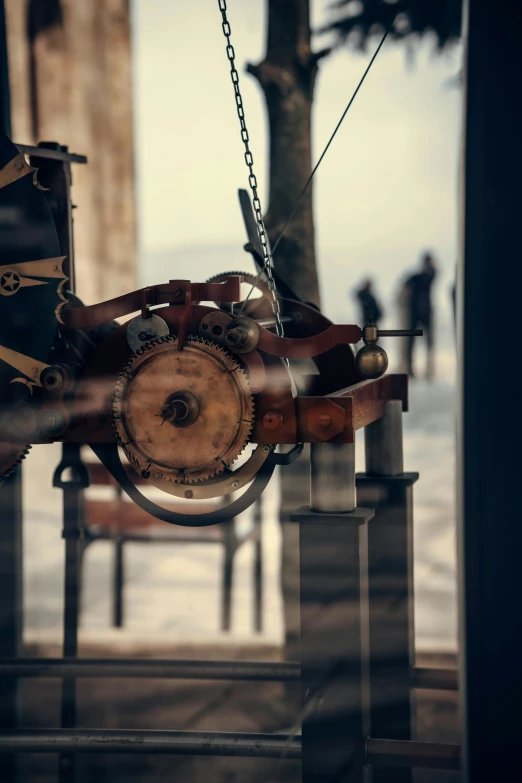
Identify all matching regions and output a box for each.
[0,6,420,526]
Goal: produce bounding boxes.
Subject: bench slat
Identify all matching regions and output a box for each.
[84,499,224,539]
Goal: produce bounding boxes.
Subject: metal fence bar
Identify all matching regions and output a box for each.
[0,659,458,689]
[366,738,461,771]
[0,731,461,769]
[410,667,458,692]
[0,730,301,759]
[0,659,300,681]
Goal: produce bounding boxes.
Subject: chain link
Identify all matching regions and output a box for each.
[217,0,284,337]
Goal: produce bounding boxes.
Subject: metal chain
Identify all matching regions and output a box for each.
[217,0,284,337]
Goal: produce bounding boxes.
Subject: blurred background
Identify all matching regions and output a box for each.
[3,1,462,780]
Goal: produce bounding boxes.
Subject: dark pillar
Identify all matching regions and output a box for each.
[357,401,417,783]
[0,469,23,783]
[0,8,20,782]
[293,442,373,783]
[253,497,263,633]
[458,1,522,780]
[221,519,235,632]
[112,538,124,628]
[53,443,89,783]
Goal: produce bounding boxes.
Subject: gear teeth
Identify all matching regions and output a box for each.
[205,271,272,305]
[112,335,254,485]
[0,443,31,482]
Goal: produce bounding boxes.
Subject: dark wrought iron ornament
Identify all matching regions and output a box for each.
[0,132,67,475]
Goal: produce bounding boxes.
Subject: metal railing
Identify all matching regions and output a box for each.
[0,400,460,783]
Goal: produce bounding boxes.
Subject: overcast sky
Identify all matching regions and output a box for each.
[132,0,462,326]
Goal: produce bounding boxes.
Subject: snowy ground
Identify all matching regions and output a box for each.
[21,343,457,654]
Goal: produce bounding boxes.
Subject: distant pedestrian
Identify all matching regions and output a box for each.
[451,277,456,334]
[353,277,383,325]
[401,252,438,380]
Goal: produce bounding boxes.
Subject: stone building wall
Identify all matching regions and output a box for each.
[4,0,137,303]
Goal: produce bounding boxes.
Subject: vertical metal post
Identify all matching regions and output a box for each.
[310,442,356,512]
[357,401,418,783]
[0,9,20,782]
[458,1,522,780]
[0,468,23,783]
[253,497,263,633]
[292,442,373,783]
[364,400,404,478]
[53,444,89,783]
[112,538,124,628]
[221,519,235,632]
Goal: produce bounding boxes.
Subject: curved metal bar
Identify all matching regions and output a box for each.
[257,323,362,359]
[88,443,305,527]
[148,444,272,500]
[61,279,242,330]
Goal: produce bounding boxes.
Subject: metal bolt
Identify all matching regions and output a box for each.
[225,326,248,347]
[224,318,260,353]
[41,367,64,392]
[184,490,193,499]
[232,481,239,489]
[263,445,270,453]
[262,411,283,431]
[318,414,332,428]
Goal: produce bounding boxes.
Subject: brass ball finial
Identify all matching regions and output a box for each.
[354,321,389,379]
[355,343,389,379]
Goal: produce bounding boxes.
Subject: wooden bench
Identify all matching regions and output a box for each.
[81,459,263,632]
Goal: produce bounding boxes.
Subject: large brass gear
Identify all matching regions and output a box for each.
[112,336,254,484]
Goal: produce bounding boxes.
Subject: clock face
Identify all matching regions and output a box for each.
[0,132,66,411]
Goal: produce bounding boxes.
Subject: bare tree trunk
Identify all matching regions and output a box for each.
[248,0,324,308]
[248,1,327,718]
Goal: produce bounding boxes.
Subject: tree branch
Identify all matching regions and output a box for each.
[311,46,332,65]
[246,62,261,81]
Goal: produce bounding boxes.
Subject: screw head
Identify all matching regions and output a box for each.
[317,414,331,428]
[262,411,283,431]
[232,481,239,489]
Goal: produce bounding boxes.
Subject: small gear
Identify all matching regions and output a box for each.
[112,336,254,484]
[206,271,272,314]
[0,442,30,481]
